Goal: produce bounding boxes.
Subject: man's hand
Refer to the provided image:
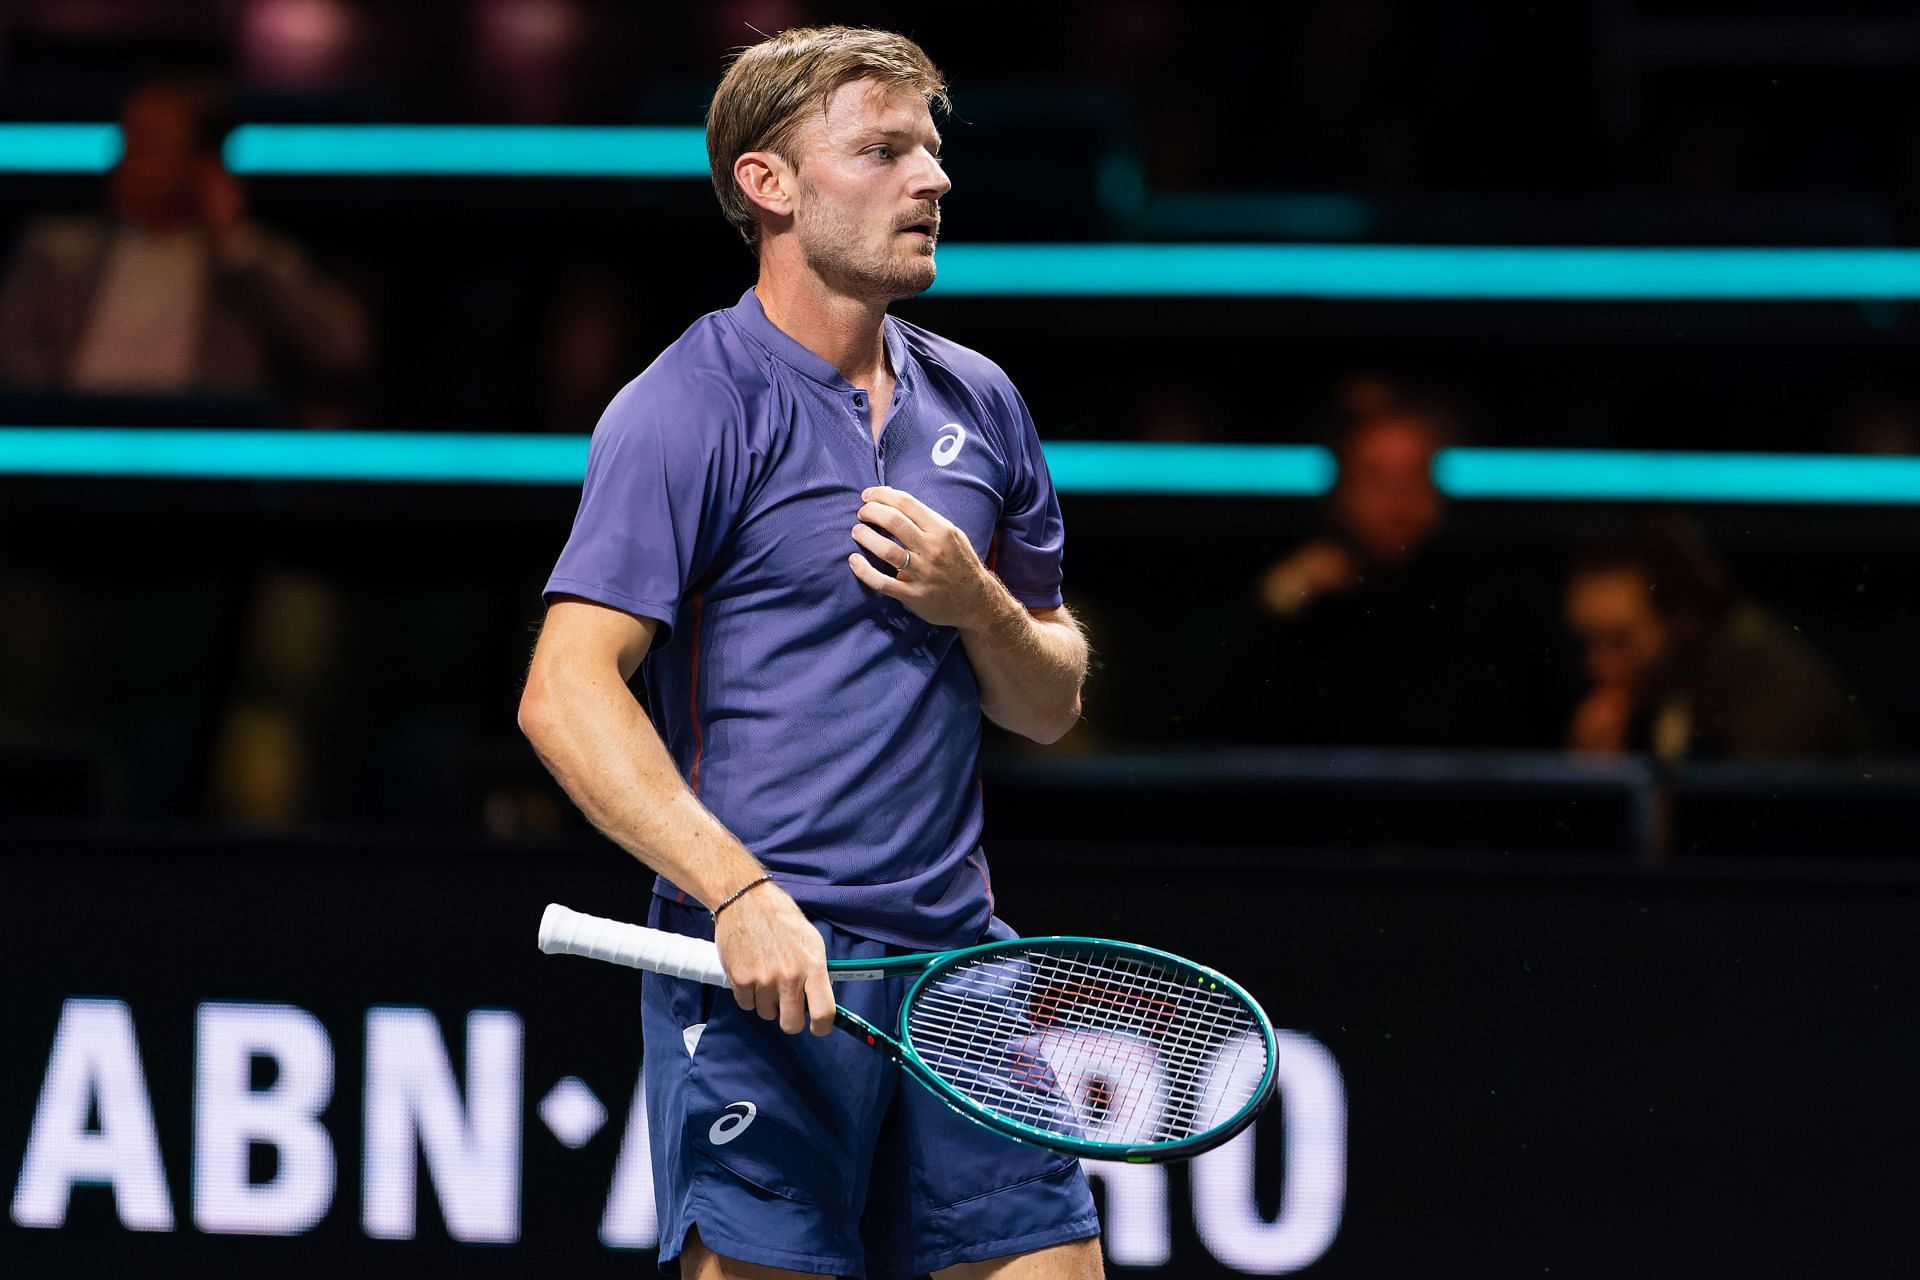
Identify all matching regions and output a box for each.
[1568,684,1635,753]
[711,880,836,1036]
[195,159,248,254]
[847,486,994,628]
[1256,539,1359,617]
[850,485,1086,743]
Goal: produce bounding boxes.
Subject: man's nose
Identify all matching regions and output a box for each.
[912,152,951,201]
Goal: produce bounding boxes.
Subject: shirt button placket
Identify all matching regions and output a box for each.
[853,391,884,481]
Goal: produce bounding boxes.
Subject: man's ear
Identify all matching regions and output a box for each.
[734,150,795,222]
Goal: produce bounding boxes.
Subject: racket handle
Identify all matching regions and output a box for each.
[538,903,729,986]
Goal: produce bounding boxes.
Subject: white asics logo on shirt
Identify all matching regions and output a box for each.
[709,1100,757,1145]
[932,423,967,466]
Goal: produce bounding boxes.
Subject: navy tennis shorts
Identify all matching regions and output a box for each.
[641,895,1101,1279]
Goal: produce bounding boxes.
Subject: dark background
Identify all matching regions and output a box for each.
[5,1,1920,815]
[4,837,1917,1277]
[5,2,1920,1274]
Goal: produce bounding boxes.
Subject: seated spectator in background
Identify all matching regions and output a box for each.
[1565,517,1870,760]
[0,74,373,826]
[0,74,368,409]
[1257,393,1445,619]
[1247,388,1562,747]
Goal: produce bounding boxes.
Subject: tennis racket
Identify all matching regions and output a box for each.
[537,902,1277,1163]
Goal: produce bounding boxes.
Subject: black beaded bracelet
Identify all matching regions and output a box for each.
[710,873,773,920]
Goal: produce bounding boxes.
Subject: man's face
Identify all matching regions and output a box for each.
[784,78,951,301]
[1333,415,1444,566]
[1566,568,1670,690]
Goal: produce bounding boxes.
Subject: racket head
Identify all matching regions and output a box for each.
[895,935,1278,1163]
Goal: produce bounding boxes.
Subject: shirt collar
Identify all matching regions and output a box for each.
[728,287,913,394]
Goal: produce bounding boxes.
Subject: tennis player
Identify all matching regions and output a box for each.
[519,25,1100,1280]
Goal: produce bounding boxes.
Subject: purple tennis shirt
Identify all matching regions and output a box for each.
[543,288,1065,950]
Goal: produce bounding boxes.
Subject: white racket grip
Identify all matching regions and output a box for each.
[538,903,729,986]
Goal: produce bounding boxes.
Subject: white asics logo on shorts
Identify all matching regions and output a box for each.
[932,423,967,466]
[709,1100,757,1145]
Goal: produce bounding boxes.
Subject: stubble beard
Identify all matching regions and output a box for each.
[796,189,937,303]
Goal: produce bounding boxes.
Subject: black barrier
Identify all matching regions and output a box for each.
[3,833,1917,1276]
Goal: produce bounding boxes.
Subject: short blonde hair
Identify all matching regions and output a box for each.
[706,26,948,252]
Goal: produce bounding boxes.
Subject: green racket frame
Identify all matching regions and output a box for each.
[825,935,1279,1164]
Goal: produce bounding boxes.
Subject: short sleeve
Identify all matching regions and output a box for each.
[990,381,1065,609]
[542,369,752,645]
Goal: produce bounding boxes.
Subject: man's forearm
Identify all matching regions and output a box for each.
[520,664,765,910]
[957,582,1087,744]
[520,607,836,1036]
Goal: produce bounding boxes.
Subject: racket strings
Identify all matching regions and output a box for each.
[905,946,1267,1147]
[915,955,1256,1081]
[910,960,1254,1142]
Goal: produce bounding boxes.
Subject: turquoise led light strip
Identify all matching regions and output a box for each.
[224,124,709,176]
[927,244,1920,300]
[8,431,1920,504]
[6,119,1920,298]
[0,122,710,177]
[1039,442,1333,494]
[0,429,591,485]
[1435,448,1920,504]
[0,430,1332,494]
[0,123,121,172]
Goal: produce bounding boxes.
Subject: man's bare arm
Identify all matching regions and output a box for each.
[848,486,1087,743]
[957,597,1087,745]
[517,599,835,1035]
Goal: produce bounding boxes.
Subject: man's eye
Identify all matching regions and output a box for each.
[870,145,894,159]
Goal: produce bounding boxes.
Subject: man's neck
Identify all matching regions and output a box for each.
[753,265,891,389]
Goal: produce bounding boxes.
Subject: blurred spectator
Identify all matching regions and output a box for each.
[1245,386,1560,747]
[1564,517,1870,760]
[0,74,369,409]
[0,74,378,826]
[1256,393,1445,619]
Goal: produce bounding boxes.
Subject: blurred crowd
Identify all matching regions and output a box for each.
[1243,382,1869,762]
[0,6,1914,831]
[1047,373,1877,769]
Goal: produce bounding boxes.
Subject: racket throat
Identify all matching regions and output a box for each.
[833,1007,907,1064]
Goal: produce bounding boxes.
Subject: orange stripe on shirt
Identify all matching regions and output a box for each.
[967,850,994,918]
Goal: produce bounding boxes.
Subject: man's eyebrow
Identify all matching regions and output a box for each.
[871,127,944,150]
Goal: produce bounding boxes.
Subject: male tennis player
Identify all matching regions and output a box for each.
[519,25,1100,1280]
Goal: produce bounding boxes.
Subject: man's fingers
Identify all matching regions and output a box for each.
[863,486,943,534]
[850,523,906,568]
[857,500,925,548]
[848,553,903,595]
[777,977,807,1035]
[754,983,780,1022]
[731,980,757,1013]
[806,969,837,1037]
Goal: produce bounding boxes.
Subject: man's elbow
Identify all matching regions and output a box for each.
[1018,696,1082,746]
[517,667,558,748]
